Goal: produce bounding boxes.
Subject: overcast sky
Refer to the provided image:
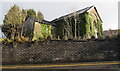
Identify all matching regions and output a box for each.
[1,2,118,30]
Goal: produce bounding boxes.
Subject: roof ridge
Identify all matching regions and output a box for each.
[51,5,94,22]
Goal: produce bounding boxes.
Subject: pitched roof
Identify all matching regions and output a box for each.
[51,5,102,23]
[24,16,58,27]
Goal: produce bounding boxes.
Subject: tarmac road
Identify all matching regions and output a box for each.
[1,69,120,71]
[1,61,120,71]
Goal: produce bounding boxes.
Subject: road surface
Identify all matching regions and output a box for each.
[1,61,120,71]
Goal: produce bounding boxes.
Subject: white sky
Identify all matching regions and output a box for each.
[0,1,119,31]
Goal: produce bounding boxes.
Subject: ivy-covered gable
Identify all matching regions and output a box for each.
[51,6,103,40]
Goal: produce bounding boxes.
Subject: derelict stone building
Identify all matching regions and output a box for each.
[51,5,103,40]
[22,16,57,41]
[22,5,103,41]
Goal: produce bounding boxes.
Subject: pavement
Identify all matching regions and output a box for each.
[1,61,120,71]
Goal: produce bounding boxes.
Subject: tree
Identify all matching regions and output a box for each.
[2,5,27,40]
[37,11,44,21]
[2,4,47,41]
[27,9,36,17]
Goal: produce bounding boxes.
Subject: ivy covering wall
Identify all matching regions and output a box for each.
[78,13,87,38]
[96,20,103,38]
[85,13,96,38]
[53,12,103,40]
[32,22,53,41]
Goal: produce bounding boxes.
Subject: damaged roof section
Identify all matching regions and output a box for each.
[26,16,58,27]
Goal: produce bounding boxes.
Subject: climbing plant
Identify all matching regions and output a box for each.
[85,13,100,38]
[78,13,87,38]
[54,20,65,40]
[64,17,73,39]
[97,20,103,38]
[85,13,91,38]
[53,12,103,40]
[32,23,53,41]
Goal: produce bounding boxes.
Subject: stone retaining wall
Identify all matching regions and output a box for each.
[2,38,119,65]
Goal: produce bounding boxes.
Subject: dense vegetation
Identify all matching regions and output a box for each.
[54,13,103,40]
[2,5,27,40]
[32,23,53,41]
[1,5,104,42]
[1,5,52,42]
